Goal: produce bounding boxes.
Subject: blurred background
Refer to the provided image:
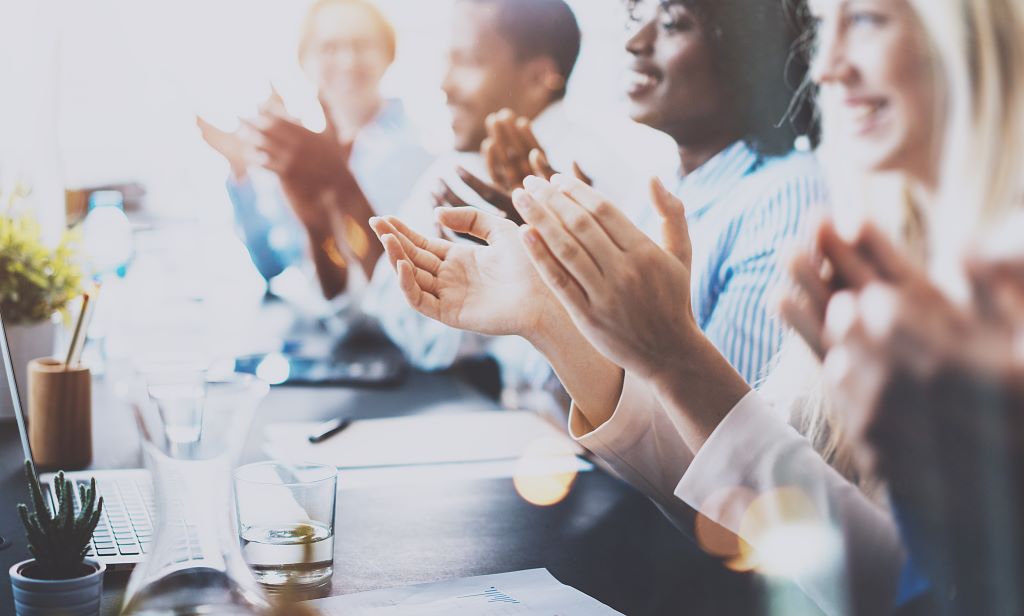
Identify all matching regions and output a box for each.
[0,0,673,240]
[0,0,675,411]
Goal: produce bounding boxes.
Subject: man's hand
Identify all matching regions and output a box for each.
[196,117,250,181]
[242,97,354,207]
[433,109,592,228]
[483,109,592,191]
[239,92,382,293]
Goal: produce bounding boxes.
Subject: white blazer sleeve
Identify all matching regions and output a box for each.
[568,374,696,530]
[570,379,904,616]
[677,390,904,615]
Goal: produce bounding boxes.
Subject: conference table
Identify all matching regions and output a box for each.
[0,303,817,615]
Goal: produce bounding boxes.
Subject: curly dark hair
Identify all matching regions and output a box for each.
[627,0,819,156]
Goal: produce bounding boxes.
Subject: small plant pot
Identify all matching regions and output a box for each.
[9,558,105,616]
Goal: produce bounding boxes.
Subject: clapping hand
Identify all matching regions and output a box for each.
[780,221,1022,470]
[510,174,697,381]
[434,109,591,226]
[197,88,300,182]
[196,117,252,180]
[241,93,354,210]
[368,207,556,338]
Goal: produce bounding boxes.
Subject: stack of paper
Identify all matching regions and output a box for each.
[304,569,623,615]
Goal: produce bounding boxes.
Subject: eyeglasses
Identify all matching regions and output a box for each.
[314,37,385,59]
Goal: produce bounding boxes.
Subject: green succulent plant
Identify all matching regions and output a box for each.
[0,185,82,325]
[17,460,104,580]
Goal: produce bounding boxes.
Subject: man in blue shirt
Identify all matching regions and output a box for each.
[198,0,432,304]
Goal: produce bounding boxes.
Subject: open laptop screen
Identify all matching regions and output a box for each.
[0,308,35,463]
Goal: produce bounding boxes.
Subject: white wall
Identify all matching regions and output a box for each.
[0,0,675,225]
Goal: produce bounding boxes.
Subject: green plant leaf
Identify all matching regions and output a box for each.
[0,215,82,325]
[24,460,52,522]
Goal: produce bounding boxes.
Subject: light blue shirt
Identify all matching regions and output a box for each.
[655,141,827,385]
[226,99,434,281]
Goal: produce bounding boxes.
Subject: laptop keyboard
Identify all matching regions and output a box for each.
[71,477,151,557]
[73,477,202,562]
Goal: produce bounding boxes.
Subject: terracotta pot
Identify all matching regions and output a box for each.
[1,318,57,421]
[9,558,105,616]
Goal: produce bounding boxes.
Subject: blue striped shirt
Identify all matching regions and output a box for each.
[647,141,827,385]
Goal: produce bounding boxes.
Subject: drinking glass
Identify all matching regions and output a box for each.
[234,462,338,590]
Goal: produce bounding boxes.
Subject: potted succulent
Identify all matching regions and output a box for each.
[0,185,82,420]
[9,461,105,616]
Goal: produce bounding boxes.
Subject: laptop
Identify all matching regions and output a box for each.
[1,308,203,570]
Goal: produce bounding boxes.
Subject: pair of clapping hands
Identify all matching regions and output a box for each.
[197,89,354,228]
[781,220,1024,474]
[369,164,700,384]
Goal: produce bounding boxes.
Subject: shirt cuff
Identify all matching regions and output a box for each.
[567,372,653,456]
[226,175,256,203]
[673,390,786,525]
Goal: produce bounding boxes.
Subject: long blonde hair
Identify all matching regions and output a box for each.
[762,0,1024,488]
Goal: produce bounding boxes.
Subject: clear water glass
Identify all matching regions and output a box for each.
[234,462,338,590]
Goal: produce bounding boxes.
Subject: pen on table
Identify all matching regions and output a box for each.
[308,418,352,443]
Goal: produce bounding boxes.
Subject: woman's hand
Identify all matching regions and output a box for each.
[781,222,1022,471]
[511,174,697,381]
[777,220,907,358]
[512,174,750,449]
[368,207,558,339]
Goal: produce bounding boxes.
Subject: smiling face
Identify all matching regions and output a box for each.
[301,2,393,112]
[810,0,939,184]
[441,2,552,152]
[624,1,737,148]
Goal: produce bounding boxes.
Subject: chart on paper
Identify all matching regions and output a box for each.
[306,569,623,615]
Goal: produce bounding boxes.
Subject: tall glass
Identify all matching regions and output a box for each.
[121,371,271,616]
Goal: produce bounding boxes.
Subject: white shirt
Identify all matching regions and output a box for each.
[363,101,654,416]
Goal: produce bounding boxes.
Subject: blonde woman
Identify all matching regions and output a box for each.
[370,0,1023,614]
[782,0,1024,609]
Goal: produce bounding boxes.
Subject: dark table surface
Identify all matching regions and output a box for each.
[0,360,813,616]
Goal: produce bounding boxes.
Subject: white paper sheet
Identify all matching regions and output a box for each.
[304,569,623,615]
[263,410,584,469]
[335,456,593,490]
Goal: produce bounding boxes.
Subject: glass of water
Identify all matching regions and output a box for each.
[234,461,338,590]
